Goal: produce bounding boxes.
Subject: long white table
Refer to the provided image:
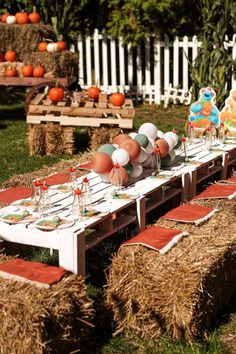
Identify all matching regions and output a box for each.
[0,139,235,276]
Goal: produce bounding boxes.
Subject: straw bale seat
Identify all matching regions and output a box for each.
[0,254,94,353]
[106,197,236,339]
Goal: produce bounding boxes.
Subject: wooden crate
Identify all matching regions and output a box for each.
[27,92,135,129]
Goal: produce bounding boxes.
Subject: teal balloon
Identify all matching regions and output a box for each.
[134,134,149,148]
[161,154,172,167]
[98,144,116,157]
[174,137,182,149]
[124,162,133,176]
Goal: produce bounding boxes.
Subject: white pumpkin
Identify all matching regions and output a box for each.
[6,15,16,25]
[47,43,59,52]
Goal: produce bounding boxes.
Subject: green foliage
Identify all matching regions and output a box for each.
[106,0,201,45]
[190,0,236,109]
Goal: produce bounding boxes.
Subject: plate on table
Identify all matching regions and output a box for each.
[11,198,34,208]
[34,216,75,231]
[0,212,36,224]
[49,185,72,193]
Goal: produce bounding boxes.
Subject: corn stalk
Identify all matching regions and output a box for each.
[191,0,236,109]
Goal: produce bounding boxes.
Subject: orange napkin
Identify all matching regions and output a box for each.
[0,187,32,204]
[39,172,69,186]
[122,226,188,254]
[76,161,91,170]
[162,204,217,225]
[193,184,236,200]
[0,259,68,288]
[226,176,236,183]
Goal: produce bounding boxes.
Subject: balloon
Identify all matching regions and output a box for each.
[163,134,176,151]
[138,122,158,140]
[99,173,110,183]
[129,132,137,139]
[124,162,134,176]
[112,148,130,166]
[130,161,143,178]
[90,152,113,174]
[155,138,169,158]
[161,150,176,167]
[135,147,148,163]
[98,144,116,157]
[119,139,141,160]
[174,137,182,149]
[142,153,153,168]
[145,137,156,154]
[134,134,149,148]
[113,133,131,145]
[163,132,178,146]
[109,166,129,186]
[156,130,164,139]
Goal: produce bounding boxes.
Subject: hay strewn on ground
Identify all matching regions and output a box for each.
[106,196,236,340]
[0,252,94,353]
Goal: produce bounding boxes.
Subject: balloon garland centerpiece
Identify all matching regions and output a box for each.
[89,123,180,187]
[220,89,236,137]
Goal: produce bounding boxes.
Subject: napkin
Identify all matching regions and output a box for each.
[193,184,236,200]
[0,259,68,288]
[121,225,189,254]
[0,187,32,204]
[161,204,217,225]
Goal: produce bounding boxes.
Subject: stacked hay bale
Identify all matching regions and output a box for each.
[0,254,94,353]
[0,23,78,78]
[106,196,236,339]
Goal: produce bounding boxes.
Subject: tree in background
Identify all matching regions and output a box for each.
[106,0,201,45]
[191,0,236,108]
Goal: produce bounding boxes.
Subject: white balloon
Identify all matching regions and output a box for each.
[164,132,179,146]
[130,162,143,178]
[169,149,176,161]
[163,135,176,150]
[138,122,158,140]
[129,132,137,139]
[113,144,119,149]
[99,173,110,183]
[145,137,156,154]
[142,153,153,168]
[156,130,164,139]
[135,147,148,163]
[112,148,130,166]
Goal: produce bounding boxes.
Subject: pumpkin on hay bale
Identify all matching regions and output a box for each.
[106,197,236,340]
[0,253,94,353]
[0,23,55,55]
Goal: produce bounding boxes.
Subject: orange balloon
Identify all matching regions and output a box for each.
[119,139,141,160]
[90,152,113,174]
[113,134,131,145]
[155,138,169,158]
[109,166,129,186]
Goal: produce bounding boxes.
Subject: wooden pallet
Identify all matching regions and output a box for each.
[27,92,135,129]
[0,76,76,87]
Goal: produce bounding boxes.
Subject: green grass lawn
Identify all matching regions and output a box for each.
[0,90,235,354]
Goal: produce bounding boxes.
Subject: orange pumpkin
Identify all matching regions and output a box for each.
[87,86,100,100]
[48,87,64,102]
[4,50,16,62]
[1,13,9,23]
[16,11,29,24]
[57,41,67,51]
[111,92,125,106]
[21,65,34,77]
[37,42,48,52]
[28,7,40,23]
[33,66,45,77]
[5,67,17,77]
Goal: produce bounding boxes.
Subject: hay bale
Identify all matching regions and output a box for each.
[89,127,122,151]
[0,256,94,353]
[28,124,46,156]
[0,23,55,55]
[20,51,78,78]
[106,198,236,339]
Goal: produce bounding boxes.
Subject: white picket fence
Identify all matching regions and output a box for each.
[77,30,236,105]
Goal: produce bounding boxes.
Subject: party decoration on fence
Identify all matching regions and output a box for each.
[89,122,180,186]
[189,87,220,129]
[220,89,236,132]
